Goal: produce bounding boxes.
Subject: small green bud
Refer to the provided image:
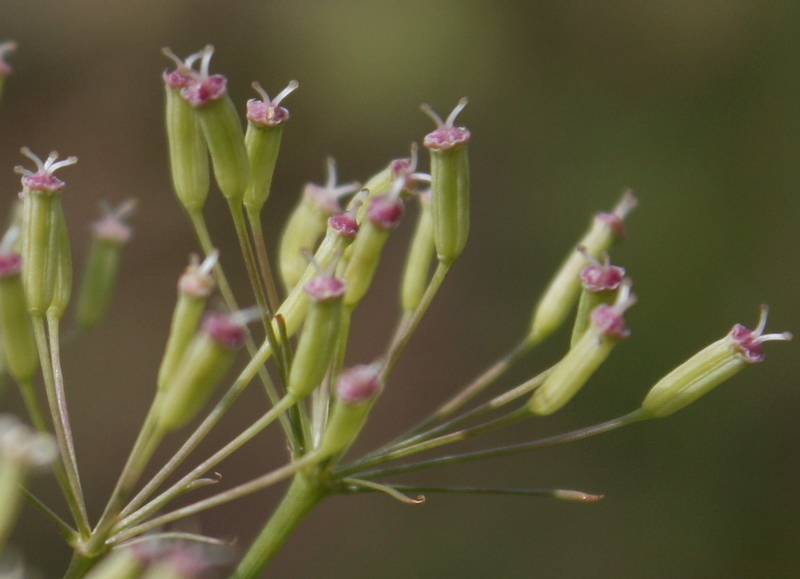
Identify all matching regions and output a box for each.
[0,247,37,382]
[179,46,249,202]
[243,80,298,211]
[529,282,636,416]
[0,415,56,551]
[75,200,135,330]
[0,41,16,104]
[275,209,359,338]
[157,251,218,391]
[422,98,471,265]
[343,184,404,308]
[318,364,383,458]
[279,158,359,292]
[287,272,345,400]
[16,148,77,316]
[528,190,637,346]
[570,248,626,348]
[641,305,792,418]
[163,48,210,213]
[157,310,247,432]
[401,190,435,313]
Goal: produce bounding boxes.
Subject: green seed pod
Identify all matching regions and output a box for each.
[570,249,626,348]
[422,98,471,266]
[157,251,218,391]
[47,204,72,319]
[287,273,345,400]
[343,187,404,308]
[0,415,56,551]
[157,311,246,433]
[529,283,636,416]
[318,364,383,458]
[641,306,792,418]
[0,250,37,382]
[276,210,359,338]
[163,48,210,213]
[16,148,77,316]
[279,158,360,292]
[528,190,637,346]
[180,47,249,203]
[75,200,136,331]
[401,190,434,313]
[243,80,298,212]
[0,41,15,104]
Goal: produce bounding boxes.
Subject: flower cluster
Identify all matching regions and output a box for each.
[0,42,791,578]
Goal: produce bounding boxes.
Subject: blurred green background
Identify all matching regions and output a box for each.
[1,1,799,577]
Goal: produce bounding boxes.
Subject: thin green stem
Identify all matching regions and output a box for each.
[119,336,275,519]
[188,209,299,453]
[411,339,533,434]
[382,262,450,379]
[114,394,298,533]
[16,378,49,433]
[346,484,604,502]
[338,406,530,477]
[109,450,325,546]
[32,315,89,536]
[357,410,648,480]
[20,487,77,541]
[233,474,326,579]
[246,206,281,313]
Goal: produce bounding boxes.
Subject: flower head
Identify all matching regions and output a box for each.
[247,80,298,127]
[172,45,228,107]
[421,98,471,151]
[729,304,792,364]
[15,147,77,193]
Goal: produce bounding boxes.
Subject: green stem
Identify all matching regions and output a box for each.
[188,209,299,454]
[32,315,89,536]
[357,410,648,481]
[16,378,49,433]
[246,206,281,314]
[119,336,275,519]
[115,394,298,533]
[110,451,325,545]
[233,474,326,579]
[382,262,450,378]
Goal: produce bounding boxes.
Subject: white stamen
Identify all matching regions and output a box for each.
[0,225,20,252]
[613,278,636,313]
[251,81,270,102]
[613,189,638,219]
[754,304,769,336]
[420,103,444,128]
[198,44,215,79]
[272,80,299,106]
[199,249,220,276]
[445,97,469,127]
[229,305,262,326]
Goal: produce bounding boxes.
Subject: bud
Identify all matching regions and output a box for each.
[179,46,249,203]
[0,415,56,551]
[243,80,298,212]
[157,310,247,432]
[75,200,136,330]
[422,98,471,265]
[286,271,345,401]
[358,146,427,224]
[275,207,360,338]
[157,251,218,391]
[162,48,210,213]
[0,41,16,103]
[318,364,383,457]
[48,205,72,319]
[343,183,404,308]
[528,190,637,346]
[529,281,636,416]
[0,242,37,383]
[570,248,626,347]
[400,190,435,313]
[279,158,359,292]
[16,148,77,316]
[641,305,792,418]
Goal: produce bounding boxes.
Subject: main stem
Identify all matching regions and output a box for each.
[233,474,326,579]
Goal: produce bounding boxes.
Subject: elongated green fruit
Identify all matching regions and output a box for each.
[641,306,792,418]
[0,251,37,382]
[243,80,298,211]
[16,148,77,316]
[401,190,434,313]
[422,98,471,265]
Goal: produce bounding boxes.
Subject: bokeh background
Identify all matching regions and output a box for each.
[1,1,799,577]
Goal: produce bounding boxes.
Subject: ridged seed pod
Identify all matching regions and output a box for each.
[0,250,37,382]
[400,190,434,313]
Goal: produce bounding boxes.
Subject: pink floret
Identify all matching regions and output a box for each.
[181,74,228,107]
[591,304,630,339]
[246,99,290,126]
[203,312,246,350]
[423,126,471,151]
[21,172,65,193]
[0,252,22,279]
[730,324,765,364]
[367,194,404,230]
